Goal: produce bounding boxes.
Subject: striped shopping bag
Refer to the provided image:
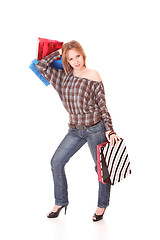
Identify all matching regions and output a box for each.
[97,138,131,185]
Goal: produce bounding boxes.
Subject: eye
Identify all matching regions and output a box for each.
[69,58,73,61]
[77,55,80,58]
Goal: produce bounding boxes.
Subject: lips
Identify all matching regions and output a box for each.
[75,64,80,68]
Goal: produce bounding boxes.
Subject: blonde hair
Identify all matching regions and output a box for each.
[62,40,86,75]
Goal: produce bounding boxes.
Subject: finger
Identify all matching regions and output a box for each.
[115,136,119,145]
[117,136,120,140]
[106,133,110,142]
[110,137,114,147]
[107,136,110,142]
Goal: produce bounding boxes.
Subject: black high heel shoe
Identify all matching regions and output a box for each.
[92,208,106,222]
[47,205,68,218]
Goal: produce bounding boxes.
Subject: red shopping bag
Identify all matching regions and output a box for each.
[37,37,63,60]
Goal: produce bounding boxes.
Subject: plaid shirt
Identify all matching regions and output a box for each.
[36,51,114,131]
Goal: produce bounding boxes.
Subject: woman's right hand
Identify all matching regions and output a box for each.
[58,48,62,55]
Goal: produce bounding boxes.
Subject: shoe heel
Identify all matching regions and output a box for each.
[64,206,67,215]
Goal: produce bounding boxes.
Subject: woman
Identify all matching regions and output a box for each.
[36,40,119,222]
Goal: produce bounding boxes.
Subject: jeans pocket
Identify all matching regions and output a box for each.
[87,121,102,133]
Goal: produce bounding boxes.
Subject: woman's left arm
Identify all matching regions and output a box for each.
[94,80,119,146]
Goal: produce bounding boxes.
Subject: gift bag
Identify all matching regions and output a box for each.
[29,57,63,86]
[29,59,50,86]
[97,138,131,185]
[37,37,63,60]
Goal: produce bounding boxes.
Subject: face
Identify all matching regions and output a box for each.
[67,49,84,70]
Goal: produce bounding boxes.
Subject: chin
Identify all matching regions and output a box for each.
[75,65,82,70]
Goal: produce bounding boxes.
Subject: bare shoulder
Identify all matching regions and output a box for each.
[87,69,102,82]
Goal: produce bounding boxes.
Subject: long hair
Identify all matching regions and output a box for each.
[62,40,86,75]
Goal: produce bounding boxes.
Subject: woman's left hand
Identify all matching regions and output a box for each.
[106,131,120,147]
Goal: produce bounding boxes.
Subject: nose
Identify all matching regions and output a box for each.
[75,58,79,64]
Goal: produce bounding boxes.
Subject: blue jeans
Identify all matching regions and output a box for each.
[51,120,111,208]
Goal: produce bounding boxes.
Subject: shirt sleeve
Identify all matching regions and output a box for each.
[36,50,65,98]
[95,81,114,132]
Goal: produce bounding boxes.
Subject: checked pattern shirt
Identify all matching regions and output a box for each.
[36,51,114,132]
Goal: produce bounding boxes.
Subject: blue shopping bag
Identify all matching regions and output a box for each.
[29,57,63,86]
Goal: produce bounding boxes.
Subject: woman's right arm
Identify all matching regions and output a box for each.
[36,50,65,93]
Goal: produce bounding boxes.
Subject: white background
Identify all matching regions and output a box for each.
[0,0,160,239]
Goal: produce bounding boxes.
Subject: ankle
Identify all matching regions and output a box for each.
[53,204,61,212]
[95,207,105,215]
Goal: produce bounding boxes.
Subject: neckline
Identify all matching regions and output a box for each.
[70,71,101,84]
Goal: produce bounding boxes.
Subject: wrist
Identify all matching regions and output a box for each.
[106,130,114,135]
[106,130,116,139]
